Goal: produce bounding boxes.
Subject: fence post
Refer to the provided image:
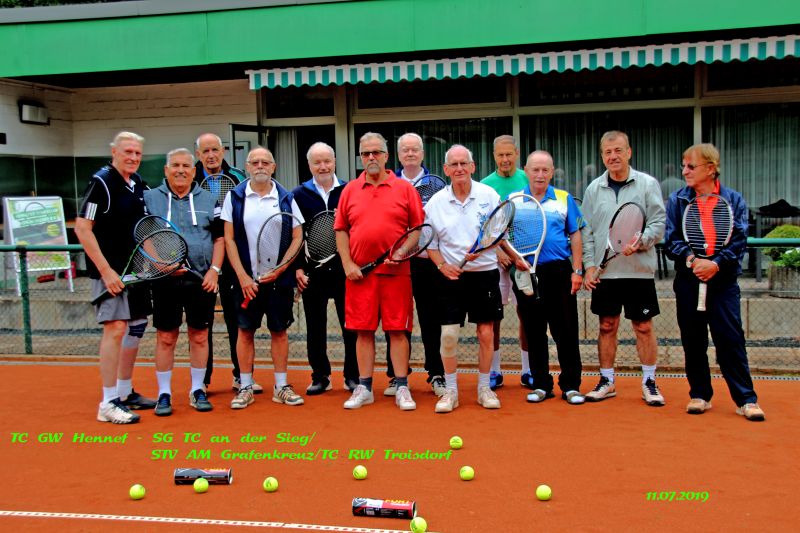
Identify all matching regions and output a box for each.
[18,249,33,354]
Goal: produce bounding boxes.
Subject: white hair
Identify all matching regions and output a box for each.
[306,142,335,161]
[166,148,194,165]
[397,133,423,152]
[110,131,144,148]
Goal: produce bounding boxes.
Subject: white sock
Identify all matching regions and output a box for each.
[478,372,490,389]
[642,364,656,383]
[444,372,458,391]
[600,368,615,383]
[520,350,530,374]
[491,350,502,373]
[102,386,118,404]
[116,379,132,400]
[190,367,205,393]
[274,372,288,389]
[156,371,172,396]
[240,373,253,389]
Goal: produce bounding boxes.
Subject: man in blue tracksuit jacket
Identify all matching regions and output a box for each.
[664,143,764,421]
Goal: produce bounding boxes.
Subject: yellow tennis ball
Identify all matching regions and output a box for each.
[263,476,279,492]
[449,435,463,449]
[353,465,368,480]
[459,466,474,481]
[129,483,146,500]
[193,477,209,493]
[410,516,428,532]
[536,484,552,501]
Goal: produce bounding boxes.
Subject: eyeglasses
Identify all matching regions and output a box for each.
[681,162,712,171]
[248,160,275,166]
[359,150,386,159]
[446,161,473,168]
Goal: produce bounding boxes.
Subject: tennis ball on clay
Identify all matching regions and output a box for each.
[353,465,368,480]
[193,477,209,493]
[459,466,475,481]
[129,483,146,500]
[263,476,279,492]
[410,516,428,532]
[536,484,552,501]
[449,435,463,449]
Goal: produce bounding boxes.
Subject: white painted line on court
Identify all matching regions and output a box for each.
[0,510,422,532]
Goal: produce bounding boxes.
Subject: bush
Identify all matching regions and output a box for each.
[763,224,800,260]
[774,248,800,268]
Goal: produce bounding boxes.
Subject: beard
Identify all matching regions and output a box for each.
[250,171,271,184]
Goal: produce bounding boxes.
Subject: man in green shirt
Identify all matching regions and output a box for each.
[480,135,530,390]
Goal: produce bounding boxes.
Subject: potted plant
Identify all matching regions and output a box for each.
[765,225,800,298]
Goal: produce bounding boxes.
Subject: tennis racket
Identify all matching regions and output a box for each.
[682,193,734,311]
[506,194,547,297]
[360,224,435,276]
[91,229,189,305]
[458,199,516,268]
[412,174,447,205]
[133,215,204,281]
[241,211,304,309]
[294,209,338,302]
[200,173,237,206]
[592,202,645,281]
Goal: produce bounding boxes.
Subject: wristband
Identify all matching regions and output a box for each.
[210,265,221,274]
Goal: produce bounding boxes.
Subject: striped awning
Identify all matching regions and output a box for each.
[247,34,799,90]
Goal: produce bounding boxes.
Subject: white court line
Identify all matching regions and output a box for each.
[0,510,425,532]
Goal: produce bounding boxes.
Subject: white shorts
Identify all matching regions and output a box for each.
[498,267,517,306]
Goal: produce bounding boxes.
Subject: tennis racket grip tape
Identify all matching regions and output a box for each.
[697,282,708,312]
[352,497,416,518]
[174,468,233,485]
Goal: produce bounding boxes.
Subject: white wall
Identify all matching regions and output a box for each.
[0,79,74,156]
[71,79,257,156]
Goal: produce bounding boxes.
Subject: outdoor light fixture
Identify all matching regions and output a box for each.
[18,100,49,125]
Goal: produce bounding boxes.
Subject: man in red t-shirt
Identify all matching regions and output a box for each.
[334,132,424,411]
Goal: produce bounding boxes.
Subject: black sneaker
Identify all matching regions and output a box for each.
[154,393,172,416]
[190,389,213,411]
[306,377,332,395]
[122,389,157,410]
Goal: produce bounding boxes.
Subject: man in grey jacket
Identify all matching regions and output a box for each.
[581,131,667,406]
[144,148,224,416]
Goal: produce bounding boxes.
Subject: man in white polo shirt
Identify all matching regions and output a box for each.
[424,144,528,413]
[222,146,305,410]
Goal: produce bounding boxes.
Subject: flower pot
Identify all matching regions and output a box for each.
[768,265,800,298]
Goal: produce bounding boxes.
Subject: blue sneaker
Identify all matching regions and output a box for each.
[520,372,535,389]
[489,371,504,390]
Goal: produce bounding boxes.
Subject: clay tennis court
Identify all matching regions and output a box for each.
[1,362,797,532]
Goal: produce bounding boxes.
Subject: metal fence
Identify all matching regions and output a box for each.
[2,241,799,374]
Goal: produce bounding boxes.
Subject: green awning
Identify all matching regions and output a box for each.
[247,34,799,90]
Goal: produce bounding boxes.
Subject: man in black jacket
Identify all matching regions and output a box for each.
[293,142,359,394]
[194,133,259,394]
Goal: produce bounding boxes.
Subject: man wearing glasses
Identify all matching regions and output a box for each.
[222,147,305,410]
[334,132,425,410]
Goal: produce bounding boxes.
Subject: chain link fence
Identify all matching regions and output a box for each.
[2,242,799,374]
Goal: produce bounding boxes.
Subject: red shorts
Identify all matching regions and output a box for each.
[345,274,413,332]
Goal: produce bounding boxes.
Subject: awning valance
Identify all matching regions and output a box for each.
[247,34,799,90]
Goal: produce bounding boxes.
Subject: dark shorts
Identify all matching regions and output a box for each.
[234,282,294,333]
[440,269,503,326]
[152,277,216,331]
[590,278,660,321]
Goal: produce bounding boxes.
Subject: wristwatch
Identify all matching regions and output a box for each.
[686,256,695,268]
[574,268,584,276]
[210,265,222,274]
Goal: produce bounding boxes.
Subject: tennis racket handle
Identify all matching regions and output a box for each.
[90,289,115,306]
[359,262,378,276]
[241,296,251,309]
[697,282,708,312]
